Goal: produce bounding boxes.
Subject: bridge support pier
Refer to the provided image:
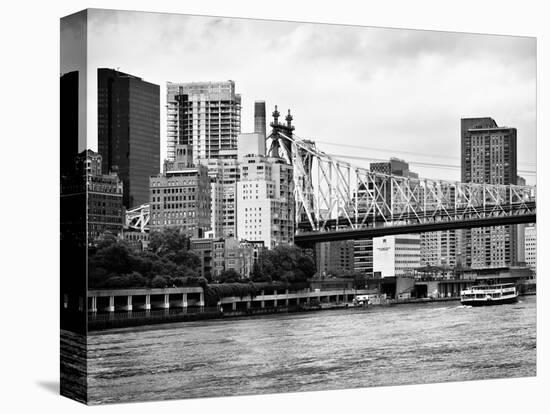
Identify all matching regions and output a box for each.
[90,296,97,313]
[145,294,151,310]
[124,295,133,311]
[199,292,204,309]
[162,294,170,309]
[107,296,114,312]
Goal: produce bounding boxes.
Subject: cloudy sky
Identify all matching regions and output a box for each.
[83,9,536,184]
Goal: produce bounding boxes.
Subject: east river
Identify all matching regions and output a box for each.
[85,296,536,404]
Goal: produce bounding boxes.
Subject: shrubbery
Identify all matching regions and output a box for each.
[88,229,203,289]
[203,280,291,306]
[89,232,317,298]
[250,244,316,284]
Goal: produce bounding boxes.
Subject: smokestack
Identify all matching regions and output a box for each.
[254,100,266,138]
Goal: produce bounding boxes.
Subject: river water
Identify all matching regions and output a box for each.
[86,296,536,404]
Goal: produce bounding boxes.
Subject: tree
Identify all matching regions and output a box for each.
[251,244,316,284]
[151,275,170,288]
[218,269,241,283]
[149,228,190,256]
[88,230,201,289]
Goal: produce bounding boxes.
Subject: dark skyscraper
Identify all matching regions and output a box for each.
[97,68,160,208]
[460,117,518,268]
[254,100,267,139]
[461,117,517,184]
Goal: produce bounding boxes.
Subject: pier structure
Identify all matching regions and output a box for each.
[88,287,204,313]
[87,287,368,314]
[218,288,365,312]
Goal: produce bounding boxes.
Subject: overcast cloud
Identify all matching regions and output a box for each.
[84,9,536,184]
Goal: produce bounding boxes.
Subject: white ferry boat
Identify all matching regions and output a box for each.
[460,283,518,306]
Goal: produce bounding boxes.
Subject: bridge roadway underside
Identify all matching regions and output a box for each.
[294,214,536,246]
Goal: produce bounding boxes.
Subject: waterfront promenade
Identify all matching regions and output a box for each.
[87,286,370,330]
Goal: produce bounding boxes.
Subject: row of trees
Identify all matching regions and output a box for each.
[89,230,317,291]
[89,229,205,289]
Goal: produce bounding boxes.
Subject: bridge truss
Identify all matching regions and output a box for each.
[125,112,536,236]
[125,203,150,232]
[266,129,536,234]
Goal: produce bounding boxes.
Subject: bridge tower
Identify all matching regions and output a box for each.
[267,106,317,227]
[268,106,295,159]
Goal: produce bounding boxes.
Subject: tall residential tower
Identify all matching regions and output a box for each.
[460,117,518,268]
[166,80,242,163]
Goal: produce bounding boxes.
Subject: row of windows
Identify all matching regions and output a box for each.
[152,194,197,202]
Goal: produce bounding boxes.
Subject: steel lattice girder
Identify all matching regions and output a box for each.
[125,203,150,232]
[267,131,536,232]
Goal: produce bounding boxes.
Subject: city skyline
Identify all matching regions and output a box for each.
[59,10,537,405]
[63,10,537,184]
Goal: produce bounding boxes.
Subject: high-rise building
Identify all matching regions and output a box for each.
[420,230,457,267]
[166,80,241,163]
[237,155,294,249]
[461,117,517,184]
[149,145,211,238]
[254,101,267,139]
[97,68,160,209]
[525,225,536,273]
[370,157,419,178]
[354,239,373,275]
[316,240,355,276]
[373,235,421,278]
[460,117,518,268]
[358,158,428,276]
[200,151,240,238]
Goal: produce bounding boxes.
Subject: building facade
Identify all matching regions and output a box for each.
[370,157,419,178]
[237,155,294,249]
[525,225,536,274]
[74,150,124,243]
[237,132,266,162]
[316,240,355,276]
[224,238,264,278]
[149,145,211,238]
[97,68,160,209]
[354,239,373,276]
[373,234,421,278]
[166,80,241,163]
[200,151,240,238]
[420,230,458,268]
[363,158,430,276]
[190,237,226,280]
[460,117,518,268]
